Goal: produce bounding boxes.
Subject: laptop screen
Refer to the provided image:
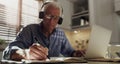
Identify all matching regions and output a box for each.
[85,25,112,58]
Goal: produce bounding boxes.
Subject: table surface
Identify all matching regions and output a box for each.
[1,61,120,64]
[1,57,120,64]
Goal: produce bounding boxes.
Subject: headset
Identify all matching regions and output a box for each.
[39,2,63,25]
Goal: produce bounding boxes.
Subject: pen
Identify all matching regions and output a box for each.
[34,37,45,47]
[81,51,85,57]
[34,37,50,59]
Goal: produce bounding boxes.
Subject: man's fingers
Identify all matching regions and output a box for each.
[30,45,48,55]
[29,44,48,60]
[30,49,47,60]
[74,50,86,57]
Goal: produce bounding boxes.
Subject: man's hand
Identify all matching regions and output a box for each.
[11,49,25,61]
[11,44,48,60]
[73,50,86,57]
[29,44,48,60]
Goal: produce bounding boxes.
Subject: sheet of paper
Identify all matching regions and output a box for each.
[22,57,87,63]
[1,57,87,63]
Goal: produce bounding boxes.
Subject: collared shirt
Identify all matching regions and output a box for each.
[2,23,74,60]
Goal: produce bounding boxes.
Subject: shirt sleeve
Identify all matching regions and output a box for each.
[2,25,34,60]
[60,32,75,57]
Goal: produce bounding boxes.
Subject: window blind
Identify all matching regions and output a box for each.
[21,0,39,27]
[0,4,16,43]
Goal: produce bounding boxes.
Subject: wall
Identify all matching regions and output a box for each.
[113,0,120,44]
[113,13,120,44]
[63,28,91,50]
[57,0,74,29]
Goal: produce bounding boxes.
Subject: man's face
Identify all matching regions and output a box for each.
[43,7,60,32]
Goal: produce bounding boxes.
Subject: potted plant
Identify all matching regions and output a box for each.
[0,39,7,50]
[0,39,6,45]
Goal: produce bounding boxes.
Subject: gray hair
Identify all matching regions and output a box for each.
[43,2,63,16]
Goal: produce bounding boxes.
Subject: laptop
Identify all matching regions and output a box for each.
[85,25,112,59]
[84,25,120,62]
[55,25,113,62]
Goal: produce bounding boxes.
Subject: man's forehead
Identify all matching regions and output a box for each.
[45,7,60,15]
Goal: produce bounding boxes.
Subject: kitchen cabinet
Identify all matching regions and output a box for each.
[57,0,119,43]
[71,0,89,29]
[71,0,90,29]
[57,0,90,30]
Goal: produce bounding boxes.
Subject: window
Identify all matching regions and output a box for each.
[0,0,40,43]
[0,0,18,43]
[21,0,39,27]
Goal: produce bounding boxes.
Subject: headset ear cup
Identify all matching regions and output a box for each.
[39,12,44,19]
[58,17,63,25]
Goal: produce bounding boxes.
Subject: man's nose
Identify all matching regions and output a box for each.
[49,18,55,23]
